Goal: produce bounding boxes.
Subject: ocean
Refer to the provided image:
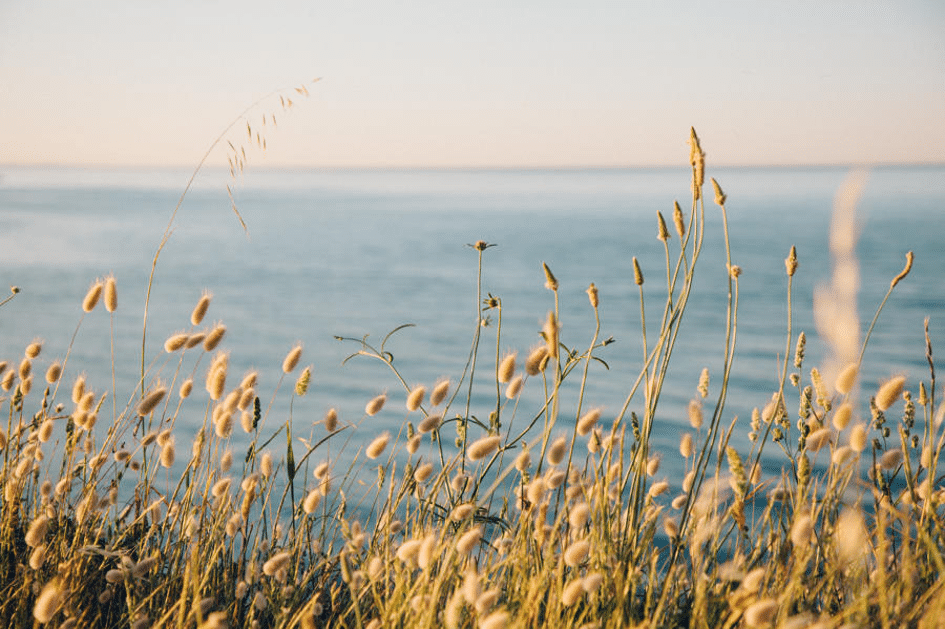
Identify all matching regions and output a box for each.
[2,164,944,488]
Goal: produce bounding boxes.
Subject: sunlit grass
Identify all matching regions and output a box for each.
[1,129,942,628]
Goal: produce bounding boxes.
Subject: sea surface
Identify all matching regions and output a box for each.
[2,164,944,492]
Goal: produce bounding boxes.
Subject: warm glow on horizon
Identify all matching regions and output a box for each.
[1,1,943,168]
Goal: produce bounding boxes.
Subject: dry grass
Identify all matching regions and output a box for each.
[1,129,943,629]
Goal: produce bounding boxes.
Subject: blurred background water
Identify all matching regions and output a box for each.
[1,164,944,490]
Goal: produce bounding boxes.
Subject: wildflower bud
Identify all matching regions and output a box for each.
[785,245,798,277]
[890,251,914,289]
[632,257,644,286]
[191,291,212,326]
[542,262,558,291]
[82,280,104,312]
[586,282,599,308]
[282,344,303,374]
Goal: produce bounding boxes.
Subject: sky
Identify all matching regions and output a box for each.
[1,1,943,168]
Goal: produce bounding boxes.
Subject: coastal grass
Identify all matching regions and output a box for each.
[2,129,943,628]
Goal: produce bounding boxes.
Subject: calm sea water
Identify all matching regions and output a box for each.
[2,164,944,486]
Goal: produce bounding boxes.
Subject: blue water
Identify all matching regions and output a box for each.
[2,164,944,487]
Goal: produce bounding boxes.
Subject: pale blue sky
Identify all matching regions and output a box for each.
[1,1,943,167]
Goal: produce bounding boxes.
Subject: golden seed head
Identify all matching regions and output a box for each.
[164,332,189,353]
[455,526,482,555]
[656,211,669,241]
[576,408,602,436]
[890,251,914,289]
[543,311,559,359]
[430,379,450,406]
[25,340,42,359]
[414,462,434,483]
[833,402,853,430]
[710,178,726,206]
[282,343,303,374]
[542,262,558,291]
[324,408,338,432]
[406,386,426,411]
[497,352,517,384]
[743,599,778,628]
[849,423,868,452]
[365,432,390,459]
[632,257,644,286]
[835,362,859,395]
[191,291,212,326]
[33,579,63,624]
[875,375,907,412]
[468,435,501,461]
[680,433,694,458]
[295,366,312,396]
[18,358,32,381]
[104,274,117,312]
[505,375,524,399]
[673,200,685,238]
[586,282,599,308]
[365,393,386,416]
[646,455,660,476]
[44,361,62,384]
[82,280,104,313]
[525,345,550,376]
[547,435,567,466]
[137,386,168,416]
[785,245,798,276]
[179,378,194,399]
[564,539,590,567]
[160,439,176,468]
[204,323,227,352]
[688,399,704,429]
[184,333,205,348]
[806,427,832,451]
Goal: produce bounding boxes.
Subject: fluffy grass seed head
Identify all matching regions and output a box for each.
[282,343,303,374]
[324,408,338,432]
[104,274,117,312]
[525,345,550,375]
[587,282,599,308]
[833,402,853,430]
[564,538,590,567]
[191,291,212,326]
[365,393,386,416]
[543,311,559,359]
[505,375,524,399]
[890,250,914,289]
[547,435,568,466]
[468,435,501,461]
[835,362,858,395]
[33,579,64,624]
[18,358,31,380]
[25,340,42,359]
[688,399,704,429]
[673,200,685,238]
[497,352,517,384]
[406,385,426,411]
[785,244,798,277]
[806,427,832,451]
[875,375,906,412]
[204,323,227,352]
[160,438,176,468]
[366,432,390,459]
[44,361,62,384]
[680,433,694,458]
[456,526,482,555]
[479,610,510,629]
[430,379,450,406]
[577,408,602,436]
[82,279,104,312]
[849,423,868,451]
[137,385,168,416]
[164,332,189,353]
[744,599,779,628]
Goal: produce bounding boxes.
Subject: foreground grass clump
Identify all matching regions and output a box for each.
[2,130,944,629]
